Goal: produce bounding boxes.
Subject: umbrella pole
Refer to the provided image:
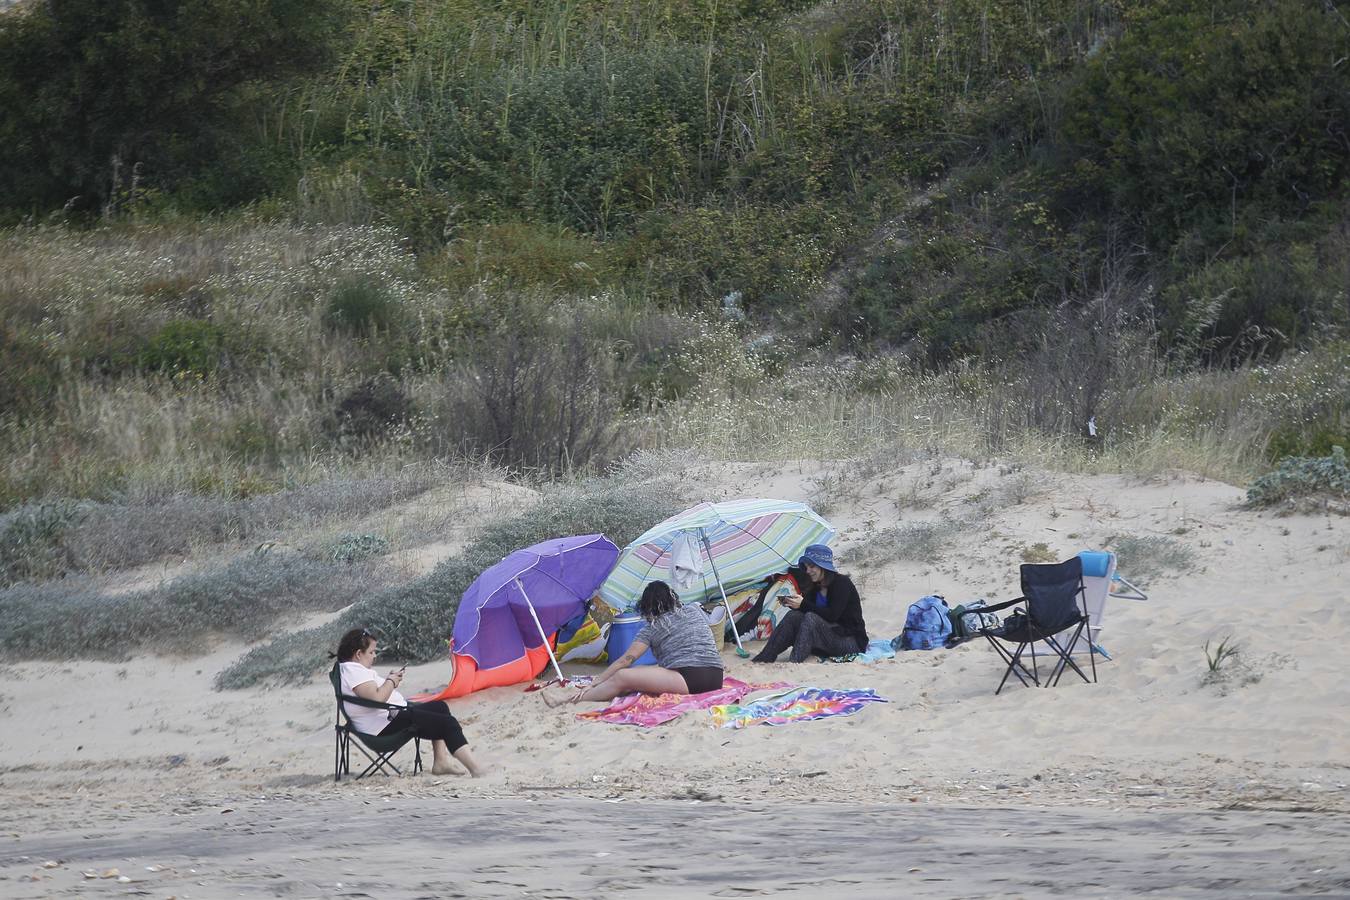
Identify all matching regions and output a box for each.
[701,531,749,657]
[515,578,567,683]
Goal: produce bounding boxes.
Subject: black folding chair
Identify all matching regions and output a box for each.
[330,663,422,782]
[977,557,1098,695]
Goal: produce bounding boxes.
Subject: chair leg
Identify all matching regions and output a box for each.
[984,633,1038,695]
[334,727,343,783]
[1005,642,1039,690]
[353,742,404,780]
[1040,625,1093,687]
[1087,625,1099,684]
[413,738,423,775]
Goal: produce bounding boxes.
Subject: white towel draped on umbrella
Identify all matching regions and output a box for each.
[669,531,704,591]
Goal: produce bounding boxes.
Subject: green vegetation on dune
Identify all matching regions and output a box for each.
[4,0,1345,349]
[0,0,1346,505]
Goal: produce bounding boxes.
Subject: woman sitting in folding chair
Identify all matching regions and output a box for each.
[336,628,489,777]
[751,544,868,663]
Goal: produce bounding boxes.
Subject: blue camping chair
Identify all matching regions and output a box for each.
[977,557,1097,695]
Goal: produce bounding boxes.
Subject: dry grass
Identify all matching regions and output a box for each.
[639,343,1349,486]
[2,223,1345,512]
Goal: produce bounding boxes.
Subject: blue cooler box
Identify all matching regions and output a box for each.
[607,613,658,665]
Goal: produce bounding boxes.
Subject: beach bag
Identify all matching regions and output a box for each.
[950,599,1001,640]
[895,595,953,650]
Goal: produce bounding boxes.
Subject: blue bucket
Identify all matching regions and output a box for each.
[607,613,658,666]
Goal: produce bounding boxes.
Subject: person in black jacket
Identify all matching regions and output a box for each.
[751,544,867,663]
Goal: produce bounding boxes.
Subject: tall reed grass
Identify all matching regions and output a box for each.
[281,0,1126,229]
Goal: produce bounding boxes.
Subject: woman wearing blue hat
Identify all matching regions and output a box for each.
[751,544,868,663]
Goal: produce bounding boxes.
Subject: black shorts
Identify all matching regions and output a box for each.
[675,666,724,694]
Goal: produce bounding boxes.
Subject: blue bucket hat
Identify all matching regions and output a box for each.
[798,543,837,573]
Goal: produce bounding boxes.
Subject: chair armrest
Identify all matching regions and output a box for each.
[338,692,405,712]
[978,597,1025,614]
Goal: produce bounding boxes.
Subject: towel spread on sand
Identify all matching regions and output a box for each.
[709,686,888,729]
[819,638,896,664]
[577,677,791,727]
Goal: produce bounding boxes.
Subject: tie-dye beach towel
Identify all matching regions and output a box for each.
[577,677,791,727]
[709,686,888,729]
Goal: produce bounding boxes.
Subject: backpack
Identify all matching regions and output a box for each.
[949,598,1001,641]
[894,595,953,650]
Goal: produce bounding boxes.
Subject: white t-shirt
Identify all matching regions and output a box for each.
[339,661,407,735]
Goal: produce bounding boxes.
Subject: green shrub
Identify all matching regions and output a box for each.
[323,278,400,333]
[1267,426,1350,464]
[331,532,390,564]
[1061,0,1350,251]
[1110,534,1198,585]
[0,500,88,587]
[0,325,63,418]
[436,222,616,292]
[1159,242,1346,363]
[629,199,850,308]
[1246,446,1350,510]
[137,319,236,377]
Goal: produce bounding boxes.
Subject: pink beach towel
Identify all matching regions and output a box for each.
[577,677,791,727]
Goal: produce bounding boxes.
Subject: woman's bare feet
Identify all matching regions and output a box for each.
[430,761,464,776]
[453,746,489,778]
[539,686,578,708]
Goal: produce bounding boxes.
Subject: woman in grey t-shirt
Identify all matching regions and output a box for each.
[548,581,724,705]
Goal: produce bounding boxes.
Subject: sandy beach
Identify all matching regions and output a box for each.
[2,459,1348,895]
[6,797,1350,898]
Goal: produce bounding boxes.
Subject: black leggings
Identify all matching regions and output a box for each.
[384,701,468,753]
[754,609,865,663]
[675,666,725,694]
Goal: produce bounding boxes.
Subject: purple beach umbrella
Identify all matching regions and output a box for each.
[453,534,619,683]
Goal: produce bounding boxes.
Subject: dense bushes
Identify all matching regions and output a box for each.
[0,0,345,214]
[3,0,1347,358]
[1062,0,1350,251]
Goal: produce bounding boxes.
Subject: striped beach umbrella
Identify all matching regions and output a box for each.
[599,499,835,655]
